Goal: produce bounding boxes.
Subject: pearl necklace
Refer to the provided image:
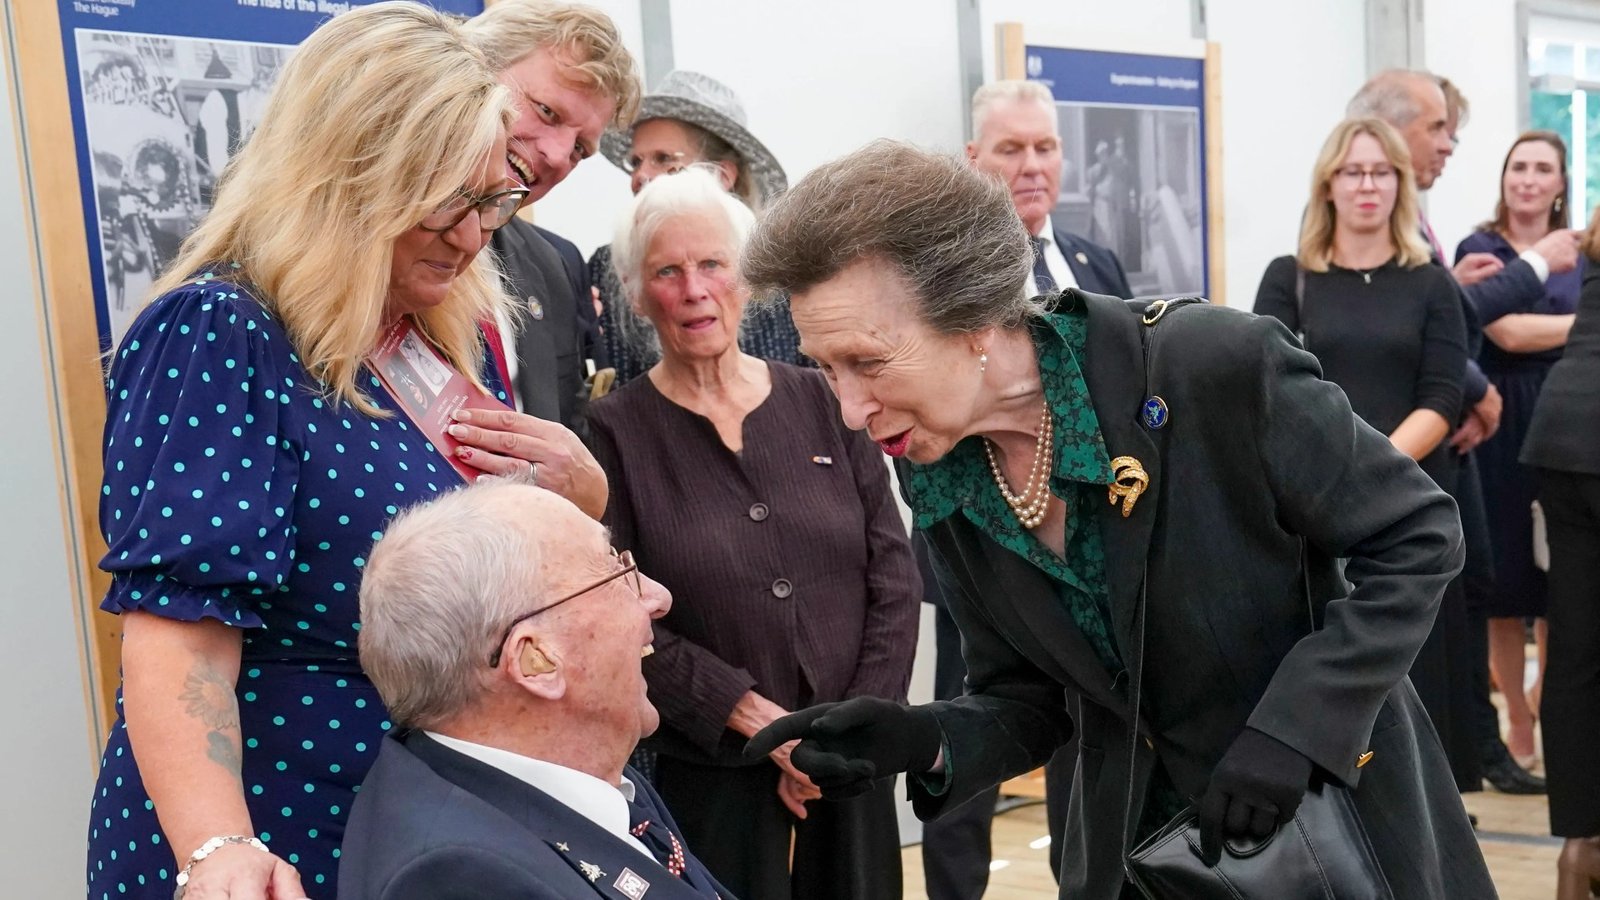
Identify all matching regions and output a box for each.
[983,398,1055,529]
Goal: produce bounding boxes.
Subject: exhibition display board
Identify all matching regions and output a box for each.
[5,0,482,746]
[996,23,1226,303]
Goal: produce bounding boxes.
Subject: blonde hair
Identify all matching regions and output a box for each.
[1297,117,1433,272]
[145,1,514,415]
[971,79,1058,143]
[463,0,641,127]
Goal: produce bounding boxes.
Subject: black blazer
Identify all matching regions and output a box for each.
[492,217,588,431]
[1522,263,1600,475]
[338,731,731,900]
[1054,228,1133,298]
[909,290,1491,899]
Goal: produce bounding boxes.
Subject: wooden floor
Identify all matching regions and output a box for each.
[902,675,1566,899]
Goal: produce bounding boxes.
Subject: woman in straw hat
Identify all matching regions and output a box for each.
[590,70,805,386]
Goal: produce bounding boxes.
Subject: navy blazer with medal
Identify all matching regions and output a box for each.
[907,289,1492,900]
[338,731,732,900]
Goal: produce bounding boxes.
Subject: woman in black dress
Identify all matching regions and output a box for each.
[1455,131,1584,770]
[1255,117,1473,787]
[1522,217,1600,898]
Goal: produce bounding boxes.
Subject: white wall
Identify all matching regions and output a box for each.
[1425,0,1526,257]
[1208,0,1368,304]
[533,0,1373,309]
[0,48,98,899]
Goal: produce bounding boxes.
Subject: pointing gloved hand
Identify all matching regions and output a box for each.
[1197,727,1314,867]
[744,697,943,800]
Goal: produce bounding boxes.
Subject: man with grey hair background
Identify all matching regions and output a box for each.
[1348,69,1577,799]
[914,79,1134,900]
[338,479,730,899]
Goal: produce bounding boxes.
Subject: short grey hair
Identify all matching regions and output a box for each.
[358,474,546,730]
[461,0,641,126]
[743,140,1036,334]
[1346,69,1438,127]
[972,79,1058,142]
[609,166,757,353]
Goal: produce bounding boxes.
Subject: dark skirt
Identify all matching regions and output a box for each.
[1478,360,1555,618]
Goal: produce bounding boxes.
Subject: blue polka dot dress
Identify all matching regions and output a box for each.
[86,274,510,897]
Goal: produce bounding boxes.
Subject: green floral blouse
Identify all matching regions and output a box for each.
[904,307,1121,672]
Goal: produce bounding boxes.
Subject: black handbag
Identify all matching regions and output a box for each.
[1119,298,1394,900]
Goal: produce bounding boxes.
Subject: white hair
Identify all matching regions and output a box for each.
[358,474,545,730]
[971,79,1059,143]
[610,164,757,311]
[1347,69,1438,127]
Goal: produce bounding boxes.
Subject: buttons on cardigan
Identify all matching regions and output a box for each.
[749,503,770,522]
[771,578,793,598]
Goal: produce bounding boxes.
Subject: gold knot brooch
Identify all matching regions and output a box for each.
[1107,456,1149,518]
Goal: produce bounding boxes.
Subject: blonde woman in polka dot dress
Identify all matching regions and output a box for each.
[85,5,607,898]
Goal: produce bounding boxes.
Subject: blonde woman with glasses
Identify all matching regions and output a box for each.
[1254,116,1475,790]
[85,4,607,898]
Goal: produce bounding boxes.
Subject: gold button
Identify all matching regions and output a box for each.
[1356,751,1374,768]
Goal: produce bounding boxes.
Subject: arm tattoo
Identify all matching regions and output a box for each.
[179,659,243,778]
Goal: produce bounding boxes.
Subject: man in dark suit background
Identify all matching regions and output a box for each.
[914,79,1135,900]
[463,2,638,434]
[341,476,730,900]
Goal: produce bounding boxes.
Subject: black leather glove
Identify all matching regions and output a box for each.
[744,697,943,800]
[1197,727,1313,867]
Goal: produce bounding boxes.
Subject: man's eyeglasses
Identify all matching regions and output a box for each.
[621,149,688,175]
[420,186,530,233]
[487,549,641,667]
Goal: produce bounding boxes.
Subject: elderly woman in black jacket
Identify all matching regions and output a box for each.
[745,141,1492,900]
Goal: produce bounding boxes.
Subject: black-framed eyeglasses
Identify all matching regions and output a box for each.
[420,186,530,233]
[487,549,641,667]
[621,149,689,175]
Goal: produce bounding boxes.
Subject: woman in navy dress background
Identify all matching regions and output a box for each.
[86,5,607,898]
[1454,130,1584,772]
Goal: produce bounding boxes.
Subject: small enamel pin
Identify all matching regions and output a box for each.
[527,295,546,321]
[811,455,833,465]
[1108,456,1149,518]
[556,842,570,852]
[615,868,651,899]
[1075,251,1089,265]
[1141,396,1169,430]
[579,861,605,883]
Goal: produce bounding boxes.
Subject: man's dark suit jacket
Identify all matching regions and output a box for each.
[909,290,1493,900]
[1053,228,1133,299]
[339,731,732,900]
[492,217,588,430]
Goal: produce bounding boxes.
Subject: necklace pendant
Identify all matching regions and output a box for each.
[1363,272,1371,284]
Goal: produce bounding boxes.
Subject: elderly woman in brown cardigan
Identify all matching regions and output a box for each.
[585,166,921,900]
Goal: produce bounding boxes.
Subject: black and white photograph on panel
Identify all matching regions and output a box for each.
[75,30,292,341]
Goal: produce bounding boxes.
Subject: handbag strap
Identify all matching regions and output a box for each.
[1118,297,1204,869]
[1118,295,1320,877]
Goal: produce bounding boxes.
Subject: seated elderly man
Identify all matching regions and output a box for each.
[339,475,732,900]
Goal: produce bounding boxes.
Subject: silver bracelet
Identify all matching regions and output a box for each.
[173,834,269,896]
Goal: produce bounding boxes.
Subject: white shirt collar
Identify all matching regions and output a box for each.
[1033,215,1056,244]
[425,731,652,859]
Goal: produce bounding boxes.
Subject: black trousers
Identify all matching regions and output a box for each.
[654,755,901,900]
[1538,468,1600,836]
[920,600,1073,899]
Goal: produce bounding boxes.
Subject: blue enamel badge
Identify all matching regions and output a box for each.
[1142,396,1169,430]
